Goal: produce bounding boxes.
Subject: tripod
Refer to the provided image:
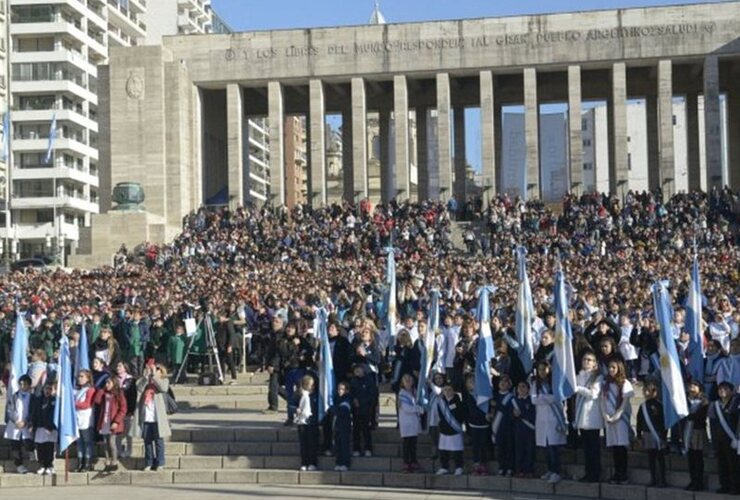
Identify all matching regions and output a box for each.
[175,313,224,385]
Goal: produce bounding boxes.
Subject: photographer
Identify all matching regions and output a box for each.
[134,360,171,471]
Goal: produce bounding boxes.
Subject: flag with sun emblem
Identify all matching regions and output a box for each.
[475,285,497,412]
[552,268,577,402]
[652,280,689,429]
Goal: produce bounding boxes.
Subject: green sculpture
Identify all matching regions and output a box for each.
[111,182,146,212]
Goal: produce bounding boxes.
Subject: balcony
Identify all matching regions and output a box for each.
[11,80,96,106]
[12,109,98,133]
[11,165,99,187]
[0,221,80,242]
[107,0,146,39]
[12,137,98,161]
[11,49,97,76]
[11,195,98,214]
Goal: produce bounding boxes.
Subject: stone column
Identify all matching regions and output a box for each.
[393,75,410,201]
[703,55,723,189]
[416,107,429,200]
[351,77,368,200]
[609,62,629,198]
[436,73,452,200]
[268,81,285,206]
[567,65,583,196]
[379,109,392,203]
[342,109,354,203]
[309,79,326,206]
[658,60,675,197]
[494,101,502,194]
[479,70,496,197]
[685,92,701,191]
[523,67,539,200]
[646,95,660,191]
[453,106,467,203]
[729,87,740,190]
[226,83,244,208]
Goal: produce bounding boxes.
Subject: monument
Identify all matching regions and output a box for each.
[69,1,740,267]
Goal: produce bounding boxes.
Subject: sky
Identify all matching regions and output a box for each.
[210,0,717,172]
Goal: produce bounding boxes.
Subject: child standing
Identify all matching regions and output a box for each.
[435,383,466,476]
[636,380,667,488]
[350,364,377,457]
[683,380,708,491]
[531,360,566,484]
[30,382,57,475]
[74,369,96,472]
[492,374,515,477]
[427,372,445,459]
[462,373,491,475]
[398,374,422,473]
[574,352,603,483]
[295,374,318,471]
[600,359,633,485]
[332,381,352,472]
[708,381,739,495]
[512,380,536,477]
[94,377,127,472]
[4,375,33,474]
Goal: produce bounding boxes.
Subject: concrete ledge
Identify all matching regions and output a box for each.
[189,430,235,442]
[556,480,601,497]
[186,443,230,455]
[130,470,174,484]
[299,471,340,485]
[340,471,384,486]
[383,472,426,489]
[44,472,90,486]
[1,473,45,487]
[425,474,468,490]
[511,477,554,494]
[647,487,695,500]
[88,471,132,485]
[264,456,300,470]
[229,442,272,456]
[468,475,511,491]
[257,470,299,484]
[601,483,648,500]
[178,456,223,469]
[173,470,215,483]
[222,456,265,469]
[235,429,279,442]
[215,470,259,483]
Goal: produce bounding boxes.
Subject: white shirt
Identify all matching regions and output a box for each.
[144,398,157,423]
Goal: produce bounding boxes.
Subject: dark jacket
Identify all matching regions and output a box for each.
[637,398,667,441]
[329,335,352,382]
[438,394,466,436]
[349,372,378,416]
[29,394,56,431]
[332,393,353,432]
[462,390,489,427]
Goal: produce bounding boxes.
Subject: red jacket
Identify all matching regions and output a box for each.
[93,389,127,434]
[75,386,96,410]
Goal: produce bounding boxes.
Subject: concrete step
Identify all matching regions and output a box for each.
[0,467,734,500]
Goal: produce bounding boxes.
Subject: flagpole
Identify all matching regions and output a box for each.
[65,448,69,483]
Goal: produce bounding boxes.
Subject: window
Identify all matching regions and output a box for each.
[672,115,677,126]
[581,119,588,131]
[583,162,593,171]
[582,139,592,147]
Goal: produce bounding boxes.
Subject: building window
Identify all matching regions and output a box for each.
[583,162,593,171]
[672,115,677,126]
[581,119,588,131]
[628,153,632,171]
[582,139,592,147]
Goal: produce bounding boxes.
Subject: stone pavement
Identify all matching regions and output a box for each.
[0,482,516,499]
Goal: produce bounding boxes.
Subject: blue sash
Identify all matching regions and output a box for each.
[714,401,739,450]
[436,397,463,434]
[640,402,661,448]
[491,393,514,442]
[399,393,416,407]
[511,398,535,431]
[540,383,567,433]
[682,399,703,455]
[606,383,631,429]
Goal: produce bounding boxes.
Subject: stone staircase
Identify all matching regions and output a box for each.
[0,372,734,500]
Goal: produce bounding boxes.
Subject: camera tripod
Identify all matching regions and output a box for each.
[175,313,224,385]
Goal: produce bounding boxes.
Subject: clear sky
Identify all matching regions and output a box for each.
[210,0,716,172]
[211,0,713,32]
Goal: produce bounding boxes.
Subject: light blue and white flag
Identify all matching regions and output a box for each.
[5,315,29,415]
[417,289,439,406]
[552,268,577,402]
[385,247,397,342]
[475,285,497,412]
[685,255,704,384]
[75,323,90,375]
[315,307,334,423]
[515,247,535,375]
[652,280,689,429]
[44,113,57,164]
[2,112,10,162]
[54,334,78,453]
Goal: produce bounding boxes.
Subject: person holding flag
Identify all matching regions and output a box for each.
[684,251,704,385]
[53,333,79,479]
[4,316,32,473]
[473,285,496,414]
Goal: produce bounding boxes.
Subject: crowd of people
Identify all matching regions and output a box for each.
[0,187,738,493]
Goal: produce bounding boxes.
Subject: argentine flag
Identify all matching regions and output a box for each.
[685,255,704,383]
[515,246,535,375]
[44,113,57,164]
[5,316,29,413]
[385,247,397,342]
[652,280,689,428]
[417,290,439,406]
[54,334,78,452]
[552,268,577,402]
[75,323,90,375]
[475,285,497,412]
[315,307,334,423]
